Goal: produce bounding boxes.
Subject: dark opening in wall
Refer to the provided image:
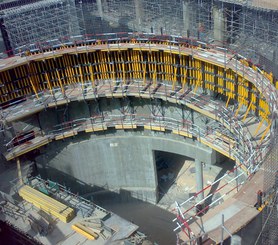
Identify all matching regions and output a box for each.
[154,150,192,201]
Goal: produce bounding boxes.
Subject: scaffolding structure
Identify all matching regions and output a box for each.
[0,0,277,75]
[260,129,278,245]
[78,0,278,76]
[0,0,276,243]
[0,0,85,52]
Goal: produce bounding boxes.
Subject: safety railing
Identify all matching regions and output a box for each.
[2,79,266,170]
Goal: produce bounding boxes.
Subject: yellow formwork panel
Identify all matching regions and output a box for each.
[171,54,177,85]
[132,51,137,79]
[129,51,134,79]
[161,52,166,81]
[136,50,141,79]
[19,185,75,223]
[225,69,235,99]
[166,53,170,82]
[180,55,186,89]
[133,50,139,79]
[102,51,109,80]
[82,55,90,82]
[259,99,270,123]
[56,57,66,85]
[114,52,121,81]
[217,67,224,95]
[160,52,164,81]
[237,76,249,106]
[100,52,108,80]
[0,47,275,131]
[36,62,46,91]
[188,59,194,86]
[66,55,75,84]
[139,51,144,80]
[153,52,157,85]
[250,87,257,113]
[147,52,152,81]
[121,52,126,83]
[92,52,100,81]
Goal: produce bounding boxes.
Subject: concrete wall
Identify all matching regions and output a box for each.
[5,97,223,203]
[36,131,214,204]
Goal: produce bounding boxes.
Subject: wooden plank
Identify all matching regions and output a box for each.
[115,124,137,129]
[19,185,75,223]
[144,125,165,132]
[172,129,193,138]
[55,130,78,141]
[85,126,107,133]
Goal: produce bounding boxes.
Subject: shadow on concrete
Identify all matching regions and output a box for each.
[154,151,191,202]
[204,159,236,209]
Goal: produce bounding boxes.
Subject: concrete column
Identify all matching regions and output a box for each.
[135,0,143,31]
[97,0,103,19]
[102,0,108,13]
[195,158,204,202]
[182,0,190,35]
[213,5,225,45]
[17,158,23,185]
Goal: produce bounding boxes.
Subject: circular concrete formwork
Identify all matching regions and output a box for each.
[0,35,277,244]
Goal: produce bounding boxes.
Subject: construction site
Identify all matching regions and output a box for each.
[0,0,277,244]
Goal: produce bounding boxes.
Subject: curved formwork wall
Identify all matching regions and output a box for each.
[0,37,277,203]
[0,45,273,123]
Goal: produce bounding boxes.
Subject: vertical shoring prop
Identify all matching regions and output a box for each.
[42,60,54,97]
[27,63,39,100]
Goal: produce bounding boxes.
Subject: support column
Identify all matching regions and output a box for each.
[195,158,204,202]
[102,0,108,13]
[97,0,103,19]
[135,0,143,31]
[182,0,190,36]
[17,158,23,185]
[213,5,226,45]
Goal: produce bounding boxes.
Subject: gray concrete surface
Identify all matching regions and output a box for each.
[213,5,226,44]
[195,158,204,202]
[35,131,215,204]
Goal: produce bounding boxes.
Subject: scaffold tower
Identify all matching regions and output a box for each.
[260,129,278,245]
[78,0,278,76]
[0,0,85,52]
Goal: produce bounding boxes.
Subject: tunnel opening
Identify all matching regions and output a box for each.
[154,151,193,202]
[154,150,243,210]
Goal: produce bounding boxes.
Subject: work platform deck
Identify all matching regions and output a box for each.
[0,176,141,245]
[2,80,268,171]
[178,167,264,243]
